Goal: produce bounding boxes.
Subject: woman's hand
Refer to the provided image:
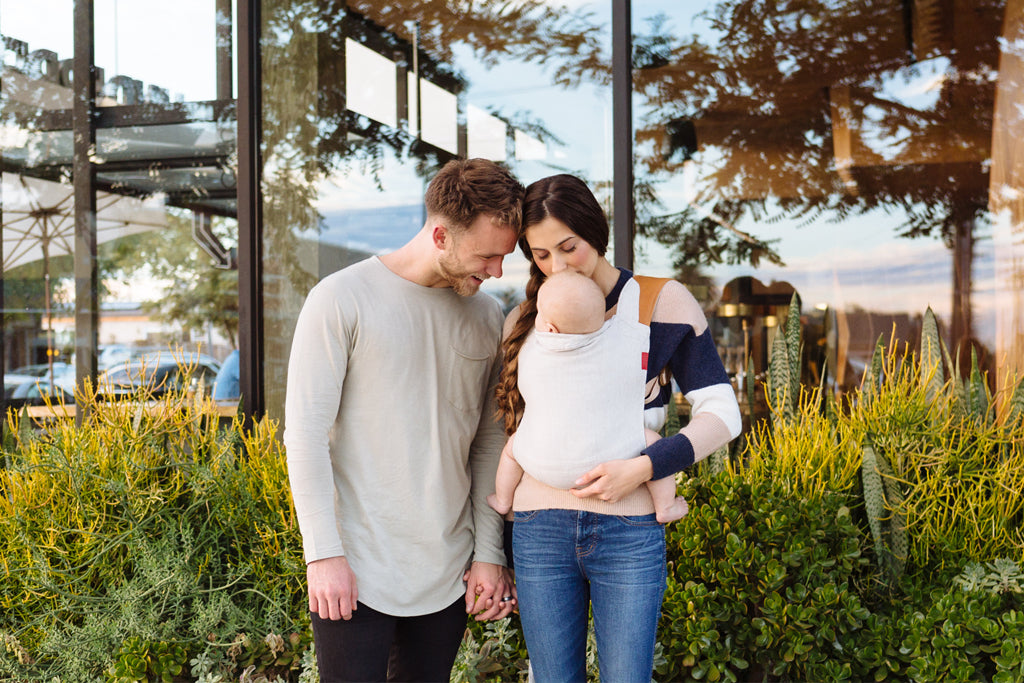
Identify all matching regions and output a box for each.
[571,455,654,503]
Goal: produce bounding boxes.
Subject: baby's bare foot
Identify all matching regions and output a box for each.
[655,496,690,524]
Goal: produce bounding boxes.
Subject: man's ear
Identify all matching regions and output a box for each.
[431,225,449,250]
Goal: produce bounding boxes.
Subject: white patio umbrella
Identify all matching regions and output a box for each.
[2,172,168,386]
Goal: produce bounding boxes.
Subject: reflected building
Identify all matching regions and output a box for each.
[2,0,1022,424]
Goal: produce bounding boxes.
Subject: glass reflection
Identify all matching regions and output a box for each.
[2,0,239,407]
[631,0,1007,414]
[259,0,612,421]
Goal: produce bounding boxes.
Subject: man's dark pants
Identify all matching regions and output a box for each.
[310,598,466,682]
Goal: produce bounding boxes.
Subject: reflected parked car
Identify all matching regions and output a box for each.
[7,376,77,407]
[4,362,75,398]
[97,352,221,399]
[97,344,163,370]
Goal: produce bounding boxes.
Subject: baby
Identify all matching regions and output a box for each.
[488,271,689,524]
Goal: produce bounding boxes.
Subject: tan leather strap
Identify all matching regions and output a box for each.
[634,275,674,389]
[634,275,673,326]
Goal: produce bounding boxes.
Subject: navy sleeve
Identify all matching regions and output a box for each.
[641,324,731,479]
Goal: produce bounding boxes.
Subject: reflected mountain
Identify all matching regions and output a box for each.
[318,204,423,255]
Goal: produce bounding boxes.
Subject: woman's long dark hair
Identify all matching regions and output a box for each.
[495,174,611,434]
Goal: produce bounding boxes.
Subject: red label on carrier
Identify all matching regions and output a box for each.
[641,352,648,370]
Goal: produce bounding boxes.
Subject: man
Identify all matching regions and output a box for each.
[284,158,523,682]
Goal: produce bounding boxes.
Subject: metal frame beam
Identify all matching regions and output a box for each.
[73,0,98,422]
[236,0,264,420]
[26,99,236,131]
[611,0,633,270]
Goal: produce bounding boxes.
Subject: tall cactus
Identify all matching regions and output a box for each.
[943,343,967,417]
[861,335,885,406]
[768,326,793,425]
[767,293,803,425]
[861,440,908,582]
[920,307,944,403]
[785,292,802,406]
[967,348,991,422]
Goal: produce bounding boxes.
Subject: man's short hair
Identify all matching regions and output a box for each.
[424,158,525,233]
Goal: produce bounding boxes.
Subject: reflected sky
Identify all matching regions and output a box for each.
[3,0,1005,352]
[2,0,221,102]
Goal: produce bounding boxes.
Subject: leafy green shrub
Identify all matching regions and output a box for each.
[752,304,1024,582]
[454,616,528,683]
[658,474,872,682]
[0,389,310,681]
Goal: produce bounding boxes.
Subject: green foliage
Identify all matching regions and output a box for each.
[860,440,908,582]
[4,305,1023,682]
[712,298,1024,680]
[757,296,1024,580]
[920,307,944,403]
[0,386,309,681]
[107,637,188,683]
[454,618,528,683]
[767,325,794,424]
[784,291,802,406]
[954,559,1024,596]
[658,474,871,682]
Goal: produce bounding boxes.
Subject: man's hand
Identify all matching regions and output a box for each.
[571,456,653,503]
[463,561,516,621]
[308,556,359,620]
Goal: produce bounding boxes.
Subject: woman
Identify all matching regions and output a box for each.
[495,174,742,682]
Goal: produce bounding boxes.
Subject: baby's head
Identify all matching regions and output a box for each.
[535,271,605,334]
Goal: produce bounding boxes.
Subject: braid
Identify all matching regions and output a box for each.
[495,262,545,435]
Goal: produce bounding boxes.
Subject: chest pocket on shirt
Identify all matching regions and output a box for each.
[444,344,491,413]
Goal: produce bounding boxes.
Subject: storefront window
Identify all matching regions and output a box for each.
[2,0,239,407]
[630,0,1010,421]
[259,0,612,422]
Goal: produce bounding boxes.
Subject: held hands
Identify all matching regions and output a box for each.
[571,455,654,503]
[463,562,516,621]
[307,555,359,621]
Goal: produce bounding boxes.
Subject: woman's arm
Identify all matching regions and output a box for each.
[642,281,741,480]
[573,279,741,501]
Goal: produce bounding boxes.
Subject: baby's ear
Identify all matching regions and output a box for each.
[543,321,559,333]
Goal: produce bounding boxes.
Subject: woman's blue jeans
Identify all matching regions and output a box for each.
[512,509,667,683]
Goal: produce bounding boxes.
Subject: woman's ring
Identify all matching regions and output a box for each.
[501,595,513,602]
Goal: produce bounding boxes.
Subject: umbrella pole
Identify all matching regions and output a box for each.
[42,231,54,389]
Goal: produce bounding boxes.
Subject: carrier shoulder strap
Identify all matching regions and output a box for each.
[634,275,673,327]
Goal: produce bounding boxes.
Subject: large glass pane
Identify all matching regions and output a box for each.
[259,0,612,421]
[631,0,1009,421]
[2,0,239,408]
[3,0,78,399]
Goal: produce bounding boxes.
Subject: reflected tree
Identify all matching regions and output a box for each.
[631,0,1005,352]
[102,213,239,349]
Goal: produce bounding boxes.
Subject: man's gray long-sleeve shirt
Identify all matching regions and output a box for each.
[284,256,507,616]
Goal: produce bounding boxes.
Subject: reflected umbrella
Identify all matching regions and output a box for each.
[2,172,167,387]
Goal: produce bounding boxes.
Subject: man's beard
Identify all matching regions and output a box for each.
[438,251,484,297]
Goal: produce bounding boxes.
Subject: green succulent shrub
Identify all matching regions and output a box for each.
[0,387,312,681]
[654,297,1024,682]
[752,303,1024,581]
[658,474,872,683]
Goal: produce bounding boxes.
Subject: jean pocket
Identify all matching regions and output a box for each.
[613,513,662,527]
[513,510,540,523]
